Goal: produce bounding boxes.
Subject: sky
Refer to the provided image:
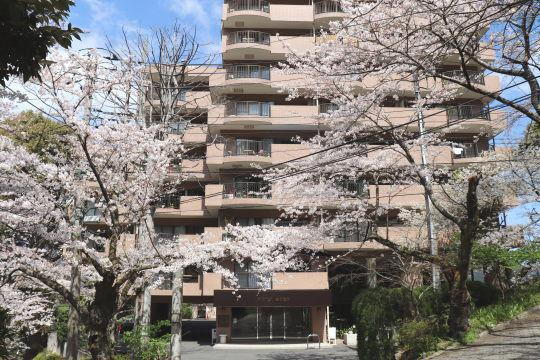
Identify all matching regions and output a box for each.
[68,0,223,56]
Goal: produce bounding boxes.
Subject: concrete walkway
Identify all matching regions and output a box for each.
[431,306,540,360]
[181,342,357,360]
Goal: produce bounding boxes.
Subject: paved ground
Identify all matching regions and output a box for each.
[181,342,357,360]
[432,306,540,360]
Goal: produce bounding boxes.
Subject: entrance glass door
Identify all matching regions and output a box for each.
[285,307,311,339]
[231,307,312,342]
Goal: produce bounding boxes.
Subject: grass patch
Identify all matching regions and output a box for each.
[464,280,540,344]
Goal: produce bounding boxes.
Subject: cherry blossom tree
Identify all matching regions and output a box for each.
[0,49,230,359]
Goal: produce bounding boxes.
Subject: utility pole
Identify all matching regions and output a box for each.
[413,72,440,290]
[66,56,96,360]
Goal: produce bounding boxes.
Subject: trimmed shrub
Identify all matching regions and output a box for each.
[353,286,447,360]
[397,320,440,359]
[467,281,500,308]
[353,287,411,360]
[33,351,64,360]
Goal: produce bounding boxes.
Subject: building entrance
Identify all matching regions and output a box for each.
[231,307,311,341]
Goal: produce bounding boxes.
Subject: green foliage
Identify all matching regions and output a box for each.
[353,287,447,360]
[33,350,64,360]
[54,304,70,344]
[337,325,356,338]
[0,0,81,85]
[353,287,411,360]
[181,303,193,319]
[120,321,171,360]
[397,320,440,359]
[464,280,540,343]
[0,111,71,160]
[0,308,16,359]
[473,243,540,271]
[467,281,500,308]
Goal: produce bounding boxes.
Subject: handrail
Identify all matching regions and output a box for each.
[225,65,271,80]
[225,101,272,117]
[319,103,339,114]
[223,182,270,199]
[224,139,272,157]
[446,104,490,122]
[441,70,485,85]
[314,1,343,14]
[227,30,271,45]
[307,333,321,349]
[228,0,270,13]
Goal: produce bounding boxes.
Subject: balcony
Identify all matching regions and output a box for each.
[147,89,211,110]
[367,145,453,166]
[208,103,319,127]
[224,0,271,26]
[451,143,496,166]
[223,1,314,28]
[206,142,312,170]
[314,0,346,25]
[166,124,207,143]
[167,159,214,181]
[369,184,425,208]
[224,182,270,199]
[222,34,314,61]
[223,30,271,59]
[446,104,490,123]
[319,103,339,114]
[154,195,208,218]
[205,183,275,210]
[442,70,485,85]
[375,106,502,134]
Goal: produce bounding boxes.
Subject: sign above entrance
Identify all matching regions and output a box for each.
[214,289,332,307]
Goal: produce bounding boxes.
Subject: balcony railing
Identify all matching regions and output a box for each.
[319,103,339,114]
[228,0,270,13]
[223,182,270,199]
[441,70,485,85]
[452,143,495,159]
[225,65,271,80]
[333,221,373,242]
[447,105,490,122]
[83,208,102,223]
[227,30,271,45]
[225,101,271,116]
[157,194,181,209]
[224,139,272,157]
[148,86,187,101]
[314,0,343,14]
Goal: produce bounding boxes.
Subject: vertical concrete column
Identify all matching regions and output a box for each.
[367,258,377,288]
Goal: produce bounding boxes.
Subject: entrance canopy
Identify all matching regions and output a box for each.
[214,289,331,307]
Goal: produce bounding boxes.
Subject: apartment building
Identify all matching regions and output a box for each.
[132,0,503,344]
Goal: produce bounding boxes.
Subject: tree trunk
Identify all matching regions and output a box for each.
[88,330,113,360]
[65,261,80,360]
[448,275,472,339]
[448,176,480,339]
[170,268,184,360]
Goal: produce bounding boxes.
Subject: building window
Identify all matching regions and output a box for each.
[234,261,267,289]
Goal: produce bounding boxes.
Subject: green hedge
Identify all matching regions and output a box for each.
[352,287,447,360]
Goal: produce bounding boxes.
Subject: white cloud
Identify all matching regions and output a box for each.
[82,0,118,24]
[167,0,222,30]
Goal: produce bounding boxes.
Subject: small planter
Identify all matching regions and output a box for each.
[344,332,357,346]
